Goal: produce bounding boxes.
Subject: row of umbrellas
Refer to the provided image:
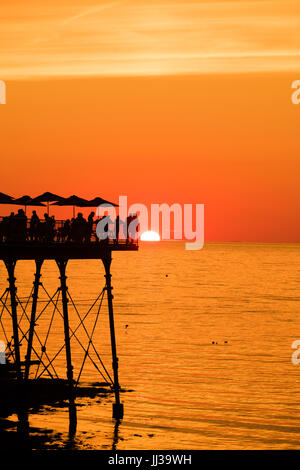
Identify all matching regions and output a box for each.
[0,192,117,217]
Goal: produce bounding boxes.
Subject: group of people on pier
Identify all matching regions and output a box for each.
[0,209,139,244]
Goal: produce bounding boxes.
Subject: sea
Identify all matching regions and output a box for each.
[1,241,300,450]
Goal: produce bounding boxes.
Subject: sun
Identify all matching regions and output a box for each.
[140,230,161,241]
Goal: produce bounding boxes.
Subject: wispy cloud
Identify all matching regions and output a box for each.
[1,0,300,79]
[61,1,120,25]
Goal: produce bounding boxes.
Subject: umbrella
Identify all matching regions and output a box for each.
[74,196,118,219]
[86,197,118,208]
[31,191,65,215]
[0,192,14,204]
[13,195,46,214]
[51,195,90,218]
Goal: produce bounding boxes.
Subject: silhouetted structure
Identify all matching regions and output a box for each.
[0,213,138,435]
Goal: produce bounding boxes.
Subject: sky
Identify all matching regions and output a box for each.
[0,0,300,241]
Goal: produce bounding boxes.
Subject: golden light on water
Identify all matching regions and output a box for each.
[140,231,160,241]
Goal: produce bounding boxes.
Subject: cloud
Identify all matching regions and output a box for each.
[1,0,300,79]
[61,1,120,25]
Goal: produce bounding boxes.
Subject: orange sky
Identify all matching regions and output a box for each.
[1,1,300,242]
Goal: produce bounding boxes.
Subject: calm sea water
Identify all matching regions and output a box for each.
[1,242,300,449]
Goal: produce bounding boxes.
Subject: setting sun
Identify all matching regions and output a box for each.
[140,231,161,241]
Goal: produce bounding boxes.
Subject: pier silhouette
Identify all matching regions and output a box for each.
[0,204,138,438]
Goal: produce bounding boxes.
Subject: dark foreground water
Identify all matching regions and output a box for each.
[1,242,300,449]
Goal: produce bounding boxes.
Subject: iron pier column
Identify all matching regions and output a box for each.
[103,252,124,419]
[25,258,43,380]
[4,259,22,381]
[56,258,77,435]
[4,258,29,434]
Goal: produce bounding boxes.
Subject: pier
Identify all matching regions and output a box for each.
[0,216,138,435]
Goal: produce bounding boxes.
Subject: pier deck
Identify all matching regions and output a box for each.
[0,240,138,260]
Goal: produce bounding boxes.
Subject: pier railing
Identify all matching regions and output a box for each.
[0,217,138,247]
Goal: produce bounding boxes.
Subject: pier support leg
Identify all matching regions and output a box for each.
[56,259,77,436]
[103,254,124,420]
[25,259,43,380]
[4,259,29,434]
[4,259,22,381]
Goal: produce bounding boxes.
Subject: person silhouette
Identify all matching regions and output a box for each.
[127,213,139,243]
[14,209,27,241]
[114,215,120,244]
[30,210,40,241]
[87,211,95,242]
[73,213,86,243]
